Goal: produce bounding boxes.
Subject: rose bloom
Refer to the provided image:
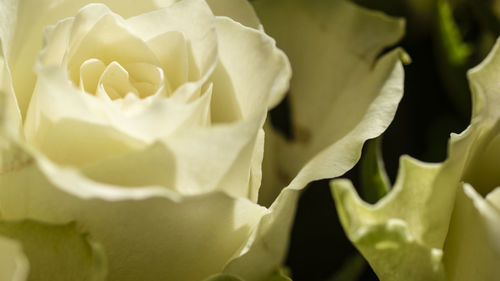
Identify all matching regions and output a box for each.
[0,0,405,280]
[333,39,500,281]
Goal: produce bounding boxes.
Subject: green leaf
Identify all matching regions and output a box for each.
[0,220,107,281]
[359,137,390,203]
[434,0,472,117]
[436,0,472,66]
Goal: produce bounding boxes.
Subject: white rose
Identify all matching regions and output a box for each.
[0,0,406,280]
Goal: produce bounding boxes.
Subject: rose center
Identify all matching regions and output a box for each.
[79,58,165,100]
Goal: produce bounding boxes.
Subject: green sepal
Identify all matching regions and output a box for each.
[359,137,390,203]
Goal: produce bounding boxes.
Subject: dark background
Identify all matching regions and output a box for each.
[279,1,499,280]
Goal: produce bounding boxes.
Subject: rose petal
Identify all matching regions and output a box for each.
[214,17,291,118]
[25,65,213,165]
[468,37,500,121]
[252,0,405,203]
[65,5,160,86]
[164,114,264,199]
[126,0,218,91]
[0,0,21,136]
[442,184,500,281]
[146,31,188,92]
[0,53,21,138]
[486,187,500,209]
[208,60,244,123]
[4,0,160,119]
[81,141,177,189]
[96,61,139,99]
[223,187,301,281]
[331,157,447,281]
[79,58,106,95]
[0,220,106,281]
[0,235,28,281]
[0,152,268,281]
[206,0,262,30]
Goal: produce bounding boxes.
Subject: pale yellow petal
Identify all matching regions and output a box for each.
[331,157,447,281]
[25,66,212,165]
[7,0,160,119]
[126,0,217,84]
[442,184,500,281]
[0,152,268,281]
[253,0,405,197]
[0,235,28,281]
[224,187,301,281]
[214,17,291,118]
[164,114,264,199]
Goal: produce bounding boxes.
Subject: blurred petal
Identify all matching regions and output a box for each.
[442,184,500,281]
[331,157,446,281]
[0,0,22,136]
[206,0,261,29]
[0,235,28,281]
[0,54,21,138]
[0,220,106,281]
[253,0,405,200]
[204,274,244,281]
[486,187,500,208]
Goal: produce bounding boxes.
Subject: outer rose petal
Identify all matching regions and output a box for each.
[223,187,300,281]
[0,0,21,136]
[0,220,106,281]
[0,144,268,281]
[487,187,500,208]
[442,184,500,281]
[252,0,406,205]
